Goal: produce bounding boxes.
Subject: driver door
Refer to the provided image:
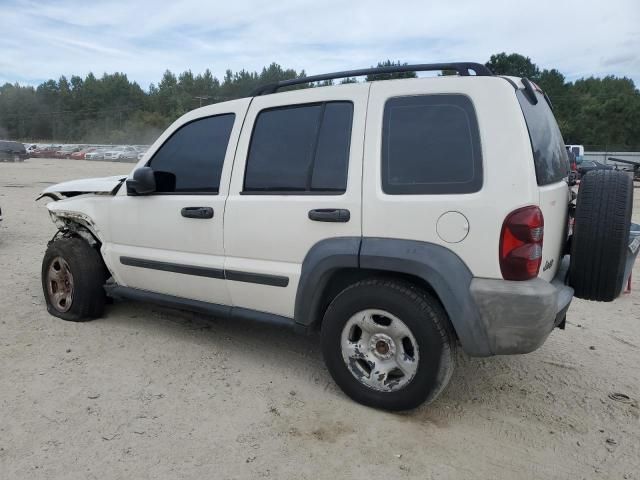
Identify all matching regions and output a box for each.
[103,99,250,305]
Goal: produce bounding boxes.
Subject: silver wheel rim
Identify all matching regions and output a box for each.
[46,256,74,313]
[340,309,419,392]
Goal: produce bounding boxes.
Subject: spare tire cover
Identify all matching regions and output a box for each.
[569,170,633,301]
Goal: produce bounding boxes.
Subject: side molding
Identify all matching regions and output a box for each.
[119,257,288,287]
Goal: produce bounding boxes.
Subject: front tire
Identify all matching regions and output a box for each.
[41,237,108,321]
[321,279,456,411]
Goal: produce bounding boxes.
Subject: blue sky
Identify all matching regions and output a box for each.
[0,0,638,89]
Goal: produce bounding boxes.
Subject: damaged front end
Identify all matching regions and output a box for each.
[48,210,101,246]
[37,174,126,244]
[36,175,126,202]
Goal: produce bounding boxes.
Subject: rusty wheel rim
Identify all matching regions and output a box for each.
[47,256,74,313]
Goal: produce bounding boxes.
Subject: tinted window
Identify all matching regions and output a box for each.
[244,102,353,193]
[311,102,353,191]
[517,91,569,185]
[149,114,235,193]
[382,95,482,195]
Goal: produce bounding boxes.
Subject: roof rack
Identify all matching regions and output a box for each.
[250,62,494,96]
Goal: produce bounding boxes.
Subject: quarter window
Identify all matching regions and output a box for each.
[517,90,569,185]
[149,113,235,193]
[382,94,483,194]
[244,102,353,193]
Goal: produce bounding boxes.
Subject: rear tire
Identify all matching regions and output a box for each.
[41,237,108,321]
[569,170,633,301]
[321,279,456,411]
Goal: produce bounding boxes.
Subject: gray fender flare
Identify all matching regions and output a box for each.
[294,237,492,357]
[294,237,361,328]
[359,238,490,356]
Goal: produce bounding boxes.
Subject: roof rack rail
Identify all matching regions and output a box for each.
[250,62,493,96]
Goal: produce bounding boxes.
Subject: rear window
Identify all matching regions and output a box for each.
[381,94,483,195]
[517,91,569,185]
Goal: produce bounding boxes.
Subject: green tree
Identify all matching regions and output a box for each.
[485,52,540,79]
[366,60,417,82]
[1,56,638,147]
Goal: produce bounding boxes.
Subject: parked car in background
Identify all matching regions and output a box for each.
[135,146,149,160]
[84,148,109,160]
[24,144,38,154]
[0,140,28,162]
[577,160,613,177]
[55,145,84,159]
[102,146,138,161]
[566,144,585,164]
[31,146,61,158]
[70,147,97,160]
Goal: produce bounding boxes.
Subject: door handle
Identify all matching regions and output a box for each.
[308,208,350,223]
[181,207,214,219]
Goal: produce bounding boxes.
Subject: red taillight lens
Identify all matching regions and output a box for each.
[499,206,544,280]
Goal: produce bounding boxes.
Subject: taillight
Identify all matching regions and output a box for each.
[499,206,544,280]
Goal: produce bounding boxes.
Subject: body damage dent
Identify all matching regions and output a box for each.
[49,210,101,246]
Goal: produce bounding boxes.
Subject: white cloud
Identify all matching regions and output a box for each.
[0,0,638,87]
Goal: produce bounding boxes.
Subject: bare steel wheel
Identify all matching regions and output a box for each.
[341,309,419,392]
[321,279,456,411]
[41,237,108,321]
[46,257,74,313]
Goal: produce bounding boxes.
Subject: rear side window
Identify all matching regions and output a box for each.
[382,94,482,195]
[244,102,353,193]
[517,91,569,185]
[149,113,235,193]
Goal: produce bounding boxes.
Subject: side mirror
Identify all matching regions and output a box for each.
[126,167,156,195]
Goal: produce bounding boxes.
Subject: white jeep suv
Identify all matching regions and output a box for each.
[39,63,637,410]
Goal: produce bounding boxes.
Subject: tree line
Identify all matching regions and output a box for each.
[0,53,638,149]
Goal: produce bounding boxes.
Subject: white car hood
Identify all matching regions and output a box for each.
[43,175,127,194]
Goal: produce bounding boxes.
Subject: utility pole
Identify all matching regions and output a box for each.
[194,95,210,107]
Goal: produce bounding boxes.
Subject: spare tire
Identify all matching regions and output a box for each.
[569,170,633,301]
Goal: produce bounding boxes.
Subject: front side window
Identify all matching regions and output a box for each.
[149,113,235,193]
[244,101,353,193]
[382,94,483,195]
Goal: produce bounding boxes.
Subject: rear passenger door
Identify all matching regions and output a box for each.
[363,79,493,277]
[224,85,368,318]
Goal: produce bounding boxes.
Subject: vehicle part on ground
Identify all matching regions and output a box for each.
[569,170,633,301]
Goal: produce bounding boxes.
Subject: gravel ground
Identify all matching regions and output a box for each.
[1,158,639,480]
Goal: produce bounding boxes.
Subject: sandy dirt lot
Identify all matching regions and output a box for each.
[1,158,639,479]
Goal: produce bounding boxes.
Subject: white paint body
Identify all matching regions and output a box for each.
[44,175,126,194]
[43,75,569,317]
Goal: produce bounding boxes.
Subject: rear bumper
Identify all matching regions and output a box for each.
[469,257,573,355]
